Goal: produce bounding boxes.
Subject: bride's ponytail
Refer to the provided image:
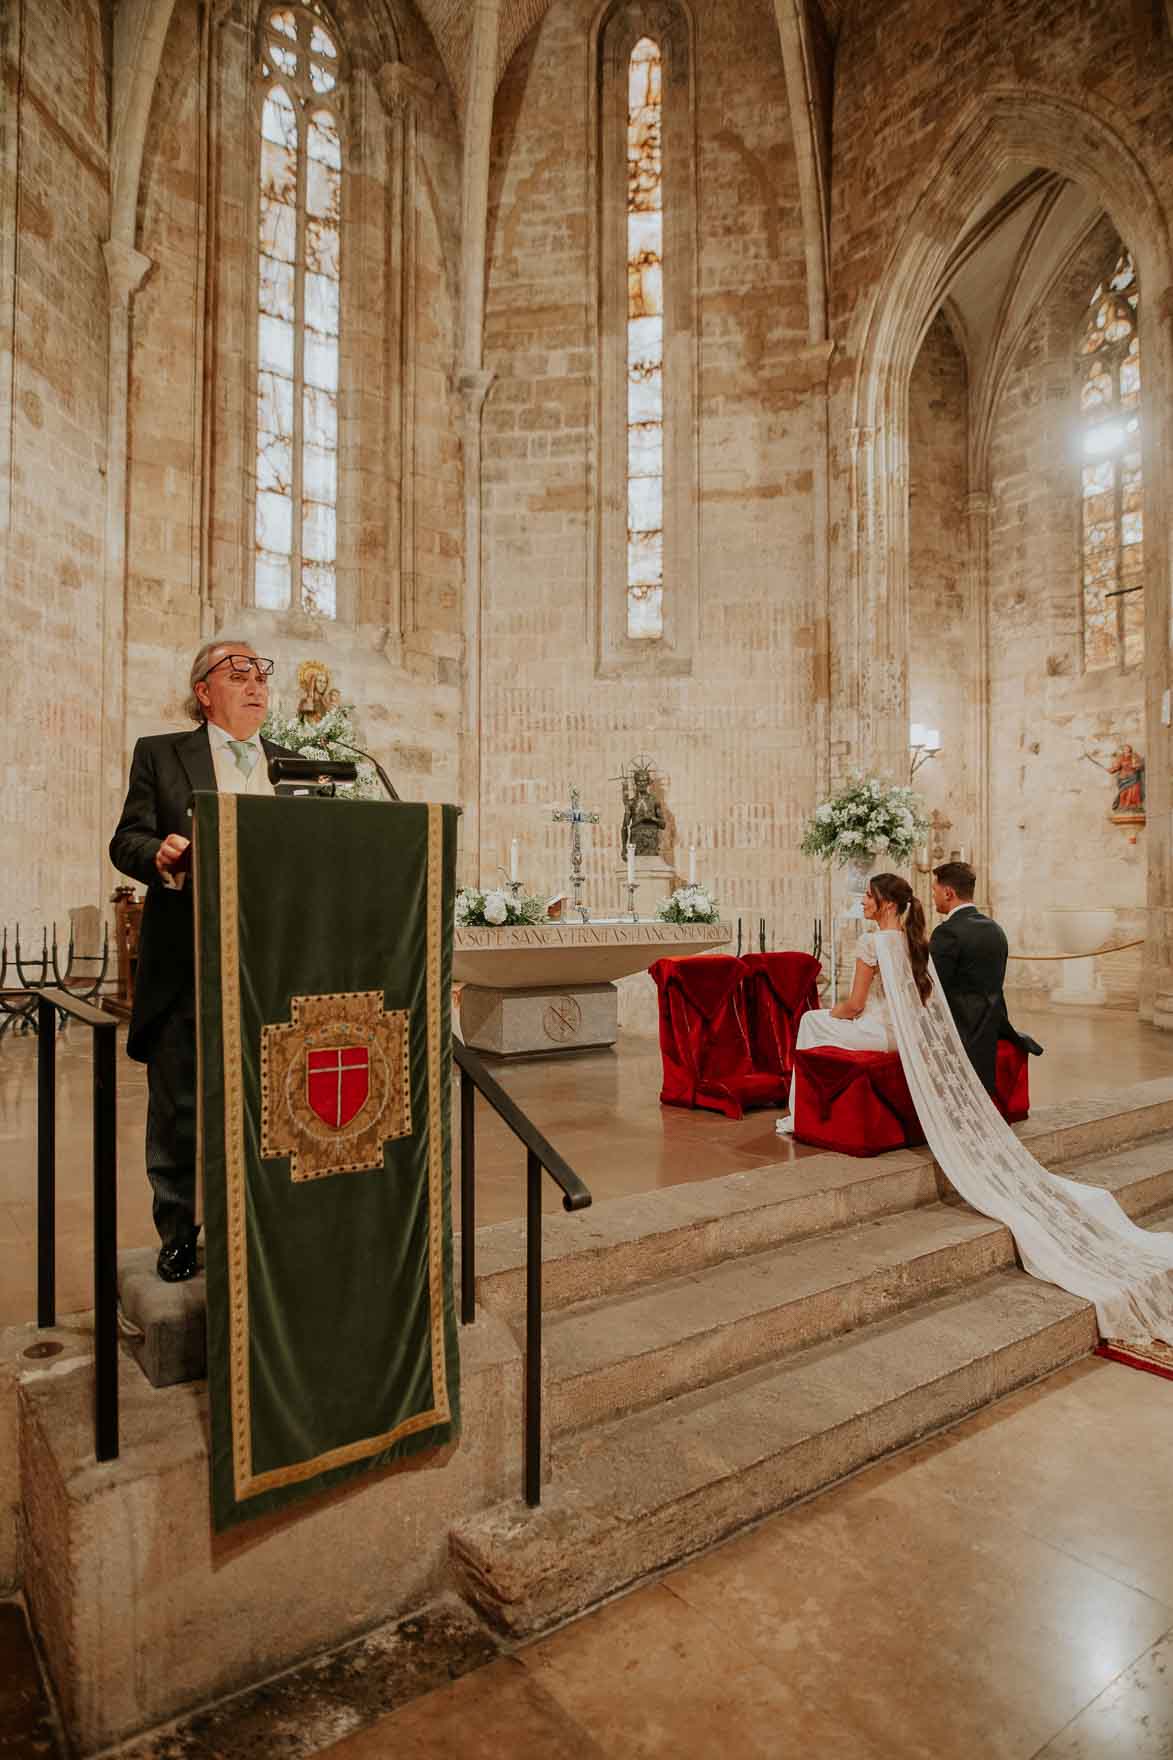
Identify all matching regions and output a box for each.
[903,895,932,1004]
[869,873,933,1004]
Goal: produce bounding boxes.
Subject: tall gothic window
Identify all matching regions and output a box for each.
[1077,251,1142,671]
[255,5,344,617]
[626,38,664,640]
[595,3,697,677]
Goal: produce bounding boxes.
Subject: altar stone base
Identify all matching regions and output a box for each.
[460,983,617,1057]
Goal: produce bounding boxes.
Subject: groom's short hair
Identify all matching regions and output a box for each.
[933,860,975,898]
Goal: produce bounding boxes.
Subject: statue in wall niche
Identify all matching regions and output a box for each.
[618,755,666,858]
[1081,741,1146,828]
[1108,744,1145,824]
[296,658,341,724]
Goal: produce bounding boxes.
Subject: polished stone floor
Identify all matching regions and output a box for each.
[1,1003,1170,1328]
[312,1355,1173,1760]
[6,1349,1173,1757]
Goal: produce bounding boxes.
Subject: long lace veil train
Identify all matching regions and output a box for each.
[873,929,1173,1348]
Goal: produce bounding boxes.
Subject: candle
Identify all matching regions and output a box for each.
[688,845,697,886]
[627,842,636,884]
[509,838,519,882]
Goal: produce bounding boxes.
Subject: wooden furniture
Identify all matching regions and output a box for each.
[107,886,143,1019]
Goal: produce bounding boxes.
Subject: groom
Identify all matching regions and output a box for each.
[930,861,1042,1094]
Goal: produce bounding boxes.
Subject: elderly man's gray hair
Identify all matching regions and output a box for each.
[184,639,256,723]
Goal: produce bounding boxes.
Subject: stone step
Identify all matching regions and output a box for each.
[544,1202,1012,1437]
[1059,1134,1173,1219]
[449,1268,1095,1637]
[472,1083,1173,1321]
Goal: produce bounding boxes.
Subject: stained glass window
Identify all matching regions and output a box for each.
[1076,250,1142,670]
[626,37,663,641]
[256,5,343,618]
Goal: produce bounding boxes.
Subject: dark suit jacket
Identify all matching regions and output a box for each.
[109,725,294,1062]
[929,904,1037,1092]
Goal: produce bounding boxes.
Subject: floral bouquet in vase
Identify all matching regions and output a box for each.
[656,885,720,926]
[800,775,928,913]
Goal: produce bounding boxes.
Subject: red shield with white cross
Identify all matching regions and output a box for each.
[306,1046,370,1130]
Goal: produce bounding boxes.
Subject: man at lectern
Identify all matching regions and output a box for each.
[110,641,295,1281]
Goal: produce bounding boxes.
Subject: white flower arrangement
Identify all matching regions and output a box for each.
[455,887,548,928]
[656,885,720,925]
[261,702,381,801]
[800,775,928,867]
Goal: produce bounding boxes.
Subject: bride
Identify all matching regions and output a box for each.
[779,871,926,1118]
[785,871,1173,1352]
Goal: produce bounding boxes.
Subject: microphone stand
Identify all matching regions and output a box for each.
[330,740,400,801]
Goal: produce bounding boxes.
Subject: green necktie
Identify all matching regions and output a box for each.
[227,738,258,778]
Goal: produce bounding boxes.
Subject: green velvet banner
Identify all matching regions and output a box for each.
[194,794,460,1532]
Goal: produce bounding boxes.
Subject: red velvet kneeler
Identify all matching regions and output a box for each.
[791,1048,926,1156]
[793,1039,1031,1157]
[649,955,786,1120]
[740,952,822,1083]
[994,1039,1030,1123]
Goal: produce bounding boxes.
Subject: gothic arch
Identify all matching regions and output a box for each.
[842,87,1173,1013]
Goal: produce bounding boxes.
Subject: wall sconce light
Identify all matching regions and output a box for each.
[909,723,941,780]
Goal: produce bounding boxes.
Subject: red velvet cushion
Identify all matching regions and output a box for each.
[740,952,822,1081]
[791,1047,925,1157]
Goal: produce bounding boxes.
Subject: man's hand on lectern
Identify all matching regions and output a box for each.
[156,834,191,886]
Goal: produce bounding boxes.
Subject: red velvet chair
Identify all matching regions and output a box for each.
[649,955,787,1120]
[740,952,822,1084]
[791,1048,926,1156]
[993,1038,1030,1123]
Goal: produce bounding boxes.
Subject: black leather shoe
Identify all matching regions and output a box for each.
[157,1234,199,1283]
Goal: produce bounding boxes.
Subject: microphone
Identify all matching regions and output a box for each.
[329,740,401,801]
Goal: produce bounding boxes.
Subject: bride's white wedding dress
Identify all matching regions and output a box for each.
[872,928,1173,1349]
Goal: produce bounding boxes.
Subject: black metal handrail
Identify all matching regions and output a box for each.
[1,987,119,1461]
[454,1039,592,1508]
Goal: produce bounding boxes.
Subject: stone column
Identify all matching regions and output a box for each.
[965,488,991,896]
[377,62,436,646]
[846,421,909,784]
[99,240,152,889]
[1141,282,1173,1025]
[456,0,502,880]
[459,367,495,880]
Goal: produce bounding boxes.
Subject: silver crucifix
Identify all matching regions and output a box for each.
[552,786,601,923]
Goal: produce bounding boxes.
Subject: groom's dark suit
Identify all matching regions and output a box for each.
[110,724,293,1244]
[929,904,1041,1093]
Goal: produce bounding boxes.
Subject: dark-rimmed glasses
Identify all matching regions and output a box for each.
[200,654,275,682]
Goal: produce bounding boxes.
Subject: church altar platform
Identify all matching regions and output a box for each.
[452,918,730,987]
[454,919,731,1055]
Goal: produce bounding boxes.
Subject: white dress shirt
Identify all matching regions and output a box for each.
[207,721,275,797]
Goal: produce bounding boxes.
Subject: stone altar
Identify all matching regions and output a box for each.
[454,919,731,1055]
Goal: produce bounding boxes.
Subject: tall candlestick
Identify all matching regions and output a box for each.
[688,845,697,886]
[509,838,520,882]
[627,841,636,884]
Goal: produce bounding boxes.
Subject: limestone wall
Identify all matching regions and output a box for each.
[827,0,1173,1010]
[123,4,465,811]
[476,0,824,946]
[988,221,1146,1006]
[0,1,467,941]
[0,0,110,930]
